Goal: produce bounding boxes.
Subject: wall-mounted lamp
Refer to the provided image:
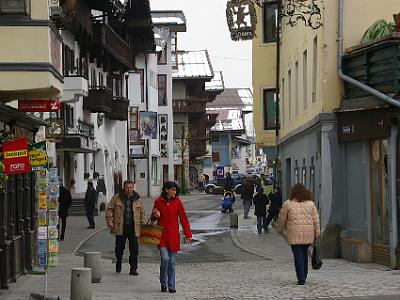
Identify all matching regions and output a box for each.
[74,160,78,171]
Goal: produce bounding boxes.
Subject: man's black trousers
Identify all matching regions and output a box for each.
[115,228,138,270]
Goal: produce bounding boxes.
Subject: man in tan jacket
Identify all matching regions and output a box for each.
[105,180,146,275]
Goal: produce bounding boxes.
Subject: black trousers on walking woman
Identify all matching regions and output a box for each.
[291,244,309,283]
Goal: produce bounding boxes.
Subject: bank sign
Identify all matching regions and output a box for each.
[3,138,30,174]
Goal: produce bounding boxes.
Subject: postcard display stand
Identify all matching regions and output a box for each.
[35,168,60,294]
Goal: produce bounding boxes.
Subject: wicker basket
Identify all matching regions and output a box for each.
[140,224,163,245]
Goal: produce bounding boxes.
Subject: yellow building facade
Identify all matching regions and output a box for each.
[0,0,63,101]
[253,0,399,266]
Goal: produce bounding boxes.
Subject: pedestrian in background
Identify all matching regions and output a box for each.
[151,181,192,294]
[240,175,255,219]
[84,181,97,229]
[276,183,320,285]
[265,186,282,231]
[106,180,145,275]
[253,187,269,234]
[58,180,72,241]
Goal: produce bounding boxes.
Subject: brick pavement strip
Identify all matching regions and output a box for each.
[1,202,400,299]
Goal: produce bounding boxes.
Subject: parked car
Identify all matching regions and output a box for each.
[204,173,245,195]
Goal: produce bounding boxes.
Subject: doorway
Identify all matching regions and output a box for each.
[369,140,390,266]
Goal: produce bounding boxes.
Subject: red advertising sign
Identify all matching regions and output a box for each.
[2,138,31,174]
[18,99,60,112]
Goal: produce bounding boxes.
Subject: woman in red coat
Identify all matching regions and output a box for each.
[151,181,192,293]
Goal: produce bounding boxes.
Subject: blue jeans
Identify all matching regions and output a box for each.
[160,247,177,290]
[256,216,267,233]
[291,245,309,282]
[243,200,251,218]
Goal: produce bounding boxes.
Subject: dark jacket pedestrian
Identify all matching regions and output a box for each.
[253,189,269,216]
[268,187,282,211]
[264,186,283,230]
[58,184,72,241]
[223,172,235,191]
[105,180,145,275]
[253,187,269,234]
[84,181,97,228]
[241,176,255,219]
[151,181,192,293]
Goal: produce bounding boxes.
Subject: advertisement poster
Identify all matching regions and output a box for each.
[48,240,59,253]
[48,197,58,210]
[38,210,47,226]
[37,227,48,240]
[48,226,58,240]
[2,138,30,174]
[48,211,58,226]
[37,240,47,254]
[28,141,48,171]
[139,111,157,139]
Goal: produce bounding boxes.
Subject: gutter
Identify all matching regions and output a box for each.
[338,0,398,268]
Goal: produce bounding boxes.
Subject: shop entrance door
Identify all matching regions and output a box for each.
[370,140,390,266]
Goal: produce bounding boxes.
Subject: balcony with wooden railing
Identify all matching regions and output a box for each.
[91,21,133,69]
[83,86,112,113]
[342,33,400,108]
[107,96,129,121]
[173,99,206,114]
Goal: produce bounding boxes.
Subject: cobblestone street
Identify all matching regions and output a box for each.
[1,195,400,300]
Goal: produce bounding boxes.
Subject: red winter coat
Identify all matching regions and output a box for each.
[152,196,192,251]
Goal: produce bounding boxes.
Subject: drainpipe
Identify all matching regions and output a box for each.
[337,0,400,108]
[125,74,130,180]
[390,125,398,268]
[145,53,151,197]
[338,0,398,267]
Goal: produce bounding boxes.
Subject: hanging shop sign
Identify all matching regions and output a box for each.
[18,99,61,112]
[2,138,30,174]
[45,118,65,140]
[29,141,49,171]
[226,0,257,41]
[159,115,168,158]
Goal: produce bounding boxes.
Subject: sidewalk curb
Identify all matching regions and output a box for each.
[73,226,108,255]
[230,212,272,261]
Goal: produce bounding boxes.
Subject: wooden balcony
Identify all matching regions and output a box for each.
[173,100,206,114]
[83,86,112,113]
[189,139,208,160]
[107,96,129,121]
[91,22,133,69]
[343,33,400,103]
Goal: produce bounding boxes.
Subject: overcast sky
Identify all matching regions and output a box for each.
[150,0,252,89]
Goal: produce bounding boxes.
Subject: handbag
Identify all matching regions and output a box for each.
[139,219,163,245]
[311,243,323,270]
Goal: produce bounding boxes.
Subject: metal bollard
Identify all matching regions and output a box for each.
[71,267,91,300]
[84,252,102,283]
[230,213,238,229]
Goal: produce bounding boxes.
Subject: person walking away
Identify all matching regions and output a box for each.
[105,180,145,275]
[84,181,97,229]
[151,181,192,294]
[276,183,320,285]
[58,181,72,241]
[240,175,255,219]
[253,187,269,234]
[265,186,282,231]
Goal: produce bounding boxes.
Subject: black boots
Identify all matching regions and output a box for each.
[129,267,138,276]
